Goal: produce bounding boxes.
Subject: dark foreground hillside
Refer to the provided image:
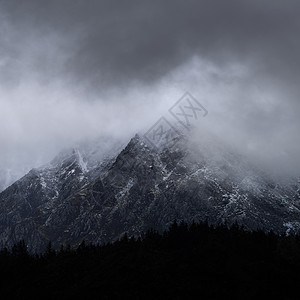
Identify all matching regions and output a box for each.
[1,221,300,299]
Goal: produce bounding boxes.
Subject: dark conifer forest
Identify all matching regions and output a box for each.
[1,221,300,299]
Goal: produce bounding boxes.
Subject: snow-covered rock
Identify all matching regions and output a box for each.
[0,133,299,252]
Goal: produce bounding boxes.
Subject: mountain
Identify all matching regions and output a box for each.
[0,132,299,252]
[0,167,30,193]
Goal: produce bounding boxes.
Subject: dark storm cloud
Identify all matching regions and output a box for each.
[1,0,300,90]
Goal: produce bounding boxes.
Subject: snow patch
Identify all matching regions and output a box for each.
[40,177,47,189]
[116,178,134,200]
[283,221,300,235]
[76,149,88,173]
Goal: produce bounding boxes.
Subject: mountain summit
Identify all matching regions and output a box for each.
[0,132,299,252]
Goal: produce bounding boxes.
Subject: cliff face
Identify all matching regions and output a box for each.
[0,134,299,252]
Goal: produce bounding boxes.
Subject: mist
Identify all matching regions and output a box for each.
[1,0,300,189]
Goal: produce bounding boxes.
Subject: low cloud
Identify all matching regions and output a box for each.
[0,0,299,187]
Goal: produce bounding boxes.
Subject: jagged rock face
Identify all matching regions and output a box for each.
[0,134,299,252]
[0,142,119,252]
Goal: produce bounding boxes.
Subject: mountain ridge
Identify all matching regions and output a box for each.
[0,132,299,252]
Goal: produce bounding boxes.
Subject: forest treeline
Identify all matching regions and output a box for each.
[1,221,300,299]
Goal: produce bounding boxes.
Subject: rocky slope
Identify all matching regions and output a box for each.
[0,133,299,252]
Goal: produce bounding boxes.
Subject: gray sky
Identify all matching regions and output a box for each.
[0,0,300,185]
